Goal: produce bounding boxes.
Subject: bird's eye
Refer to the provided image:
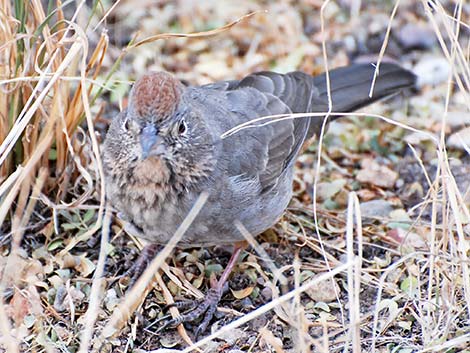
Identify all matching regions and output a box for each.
[178,119,187,135]
[122,118,130,131]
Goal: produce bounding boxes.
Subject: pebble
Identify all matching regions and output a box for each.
[414,56,451,87]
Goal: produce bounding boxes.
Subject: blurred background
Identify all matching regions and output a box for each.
[1,0,470,352]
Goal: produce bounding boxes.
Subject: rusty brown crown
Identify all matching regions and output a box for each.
[129,72,183,121]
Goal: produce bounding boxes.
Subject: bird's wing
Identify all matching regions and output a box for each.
[200,71,321,192]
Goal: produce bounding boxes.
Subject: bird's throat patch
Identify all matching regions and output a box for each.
[133,157,171,185]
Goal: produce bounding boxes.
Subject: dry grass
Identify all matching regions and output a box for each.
[1,0,470,352]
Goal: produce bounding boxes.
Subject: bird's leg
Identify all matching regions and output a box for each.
[124,243,162,287]
[157,241,248,339]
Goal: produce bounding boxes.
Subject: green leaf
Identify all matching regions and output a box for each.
[61,223,77,231]
[250,286,260,299]
[387,222,411,230]
[82,209,96,223]
[400,276,419,297]
[47,238,63,251]
[323,198,338,210]
[204,264,223,277]
[48,148,57,161]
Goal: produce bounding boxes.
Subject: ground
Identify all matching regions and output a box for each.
[1,0,470,352]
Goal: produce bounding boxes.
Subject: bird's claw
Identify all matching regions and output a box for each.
[152,287,223,339]
[124,244,161,288]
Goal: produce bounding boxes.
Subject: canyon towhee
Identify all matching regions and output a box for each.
[102,63,415,336]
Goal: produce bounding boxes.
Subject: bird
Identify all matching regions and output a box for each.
[102,62,416,337]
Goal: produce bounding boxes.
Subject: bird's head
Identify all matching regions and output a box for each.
[103,72,215,190]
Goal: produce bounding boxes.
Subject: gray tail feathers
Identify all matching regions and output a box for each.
[313,62,416,113]
[305,62,416,137]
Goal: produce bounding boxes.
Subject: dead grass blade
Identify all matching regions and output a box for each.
[129,11,265,49]
[78,206,112,353]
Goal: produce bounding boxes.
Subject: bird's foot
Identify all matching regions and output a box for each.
[153,286,224,339]
[124,244,161,287]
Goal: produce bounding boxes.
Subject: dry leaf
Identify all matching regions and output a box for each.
[356,158,398,189]
[231,286,254,299]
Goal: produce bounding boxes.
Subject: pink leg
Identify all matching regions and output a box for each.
[156,242,248,339]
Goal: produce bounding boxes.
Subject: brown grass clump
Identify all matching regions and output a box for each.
[0,0,109,239]
[0,1,109,351]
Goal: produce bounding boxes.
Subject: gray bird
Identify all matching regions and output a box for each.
[102,63,415,336]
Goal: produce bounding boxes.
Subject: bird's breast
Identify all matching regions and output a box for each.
[132,157,171,186]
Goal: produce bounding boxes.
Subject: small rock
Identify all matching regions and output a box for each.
[402,231,428,250]
[158,330,183,348]
[53,285,67,312]
[104,289,120,311]
[261,286,273,301]
[322,1,340,20]
[360,199,394,221]
[389,209,411,222]
[240,297,253,309]
[404,131,437,145]
[213,327,245,346]
[463,224,470,236]
[317,179,347,200]
[447,127,470,150]
[397,23,436,50]
[444,111,470,127]
[414,56,451,87]
[305,276,340,302]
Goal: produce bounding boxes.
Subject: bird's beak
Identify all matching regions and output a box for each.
[140,125,159,159]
